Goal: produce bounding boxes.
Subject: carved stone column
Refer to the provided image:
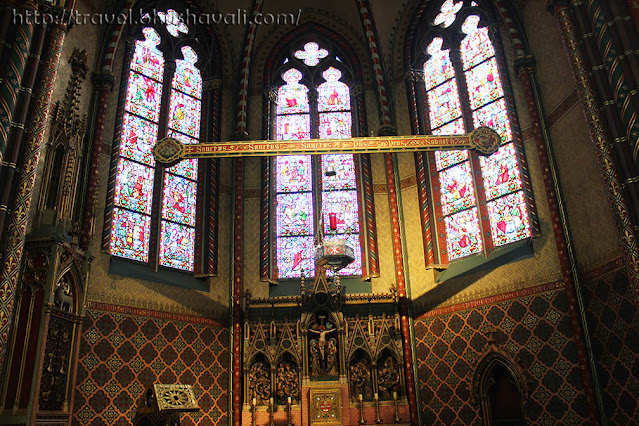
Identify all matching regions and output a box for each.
[80,72,115,250]
[0,2,37,164]
[0,19,69,371]
[547,0,639,294]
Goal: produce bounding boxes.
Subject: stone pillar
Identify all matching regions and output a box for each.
[80,72,115,251]
[515,53,604,425]
[0,2,37,164]
[230,150,246,426]
[547,0,639,293]
[0,22,46,242]
[379,127,419,426]
[0,20,68,372]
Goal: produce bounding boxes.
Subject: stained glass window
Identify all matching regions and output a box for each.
[110,19,202,272]
[158,9,189,37]
[433,0,463,28]
[159,46,202,271]
[423,4,531,262]
[274,56,361,279]
[294,42,328,66]
[111,28,163,263]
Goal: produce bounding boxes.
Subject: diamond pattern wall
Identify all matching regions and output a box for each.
[582,265,639,424]
[73,308,229,425]
[414,289,590,425]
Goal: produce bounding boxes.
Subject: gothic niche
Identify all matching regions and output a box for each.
[35,48,88,231]
[308,311,339,379]
[248,355,271,406]
[348,350,372,401]
[275,354,300,405]
[376,350,400,400]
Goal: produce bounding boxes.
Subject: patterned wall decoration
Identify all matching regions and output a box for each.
[414,286,591,425]
[581,258,639,424]
[73,304,229,425]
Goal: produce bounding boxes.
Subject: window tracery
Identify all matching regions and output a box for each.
[109,9,211,272]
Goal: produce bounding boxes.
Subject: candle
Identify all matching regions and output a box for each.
[329,212,337,230]
[252,397,257,406]
[393,391,397,400]
[358,393,363,402]
[374,392,378,400]
[288,396,291,405]
[270,397,274,406]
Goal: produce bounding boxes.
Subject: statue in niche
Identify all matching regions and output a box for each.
[308,312,338,378]
[310,340,321,377]
[349,357,371,400]
[326,338,338,375]
[54,277,73,312]
[276,360,300,404]
[377,356,400,399]
[248,361,271,404]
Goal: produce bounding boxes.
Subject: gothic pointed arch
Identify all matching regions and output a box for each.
[404,0,539,269]
[259,23,379,283]
[472,351,527,425]
[101,1,223,278]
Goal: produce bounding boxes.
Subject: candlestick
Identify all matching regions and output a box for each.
[393,391,400,423]
[269,397,275,426]
[374,392,381,424]
[251,397,257,426]
[358,394,365,424]
[287,396,293,426]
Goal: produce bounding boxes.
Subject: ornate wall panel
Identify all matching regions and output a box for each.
[581,259,639,424]
[414,288,590,424]
[73,306,229,425]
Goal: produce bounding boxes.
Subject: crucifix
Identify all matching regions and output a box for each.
[152,126,501,165]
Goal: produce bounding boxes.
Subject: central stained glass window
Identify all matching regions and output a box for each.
[274,60,361,279]
[110,11,203,272]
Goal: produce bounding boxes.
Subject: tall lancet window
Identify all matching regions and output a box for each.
[421,1,533,263]
[273,42,361,279]
[109,10,206,272]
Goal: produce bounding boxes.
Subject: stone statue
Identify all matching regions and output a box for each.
[54,278,73,312]
[310,340,321,377]
[378,357,400,398]
[349,358,371,400]
[249,361,271,404]
[326,338,338,375]
[276,361,299,403]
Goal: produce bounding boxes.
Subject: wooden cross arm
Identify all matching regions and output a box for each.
[152,126,501,165]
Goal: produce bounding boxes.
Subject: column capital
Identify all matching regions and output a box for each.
[164,60,176,74]
[262,87,277,101]
[404,68,424,83]
[350,83,364,98]
[514,55,536,75]
[203,77,222,91]
[307,88,318,102]
[378,125,397,137]
[546,0,571,15]
[92,72,115,91]
[230,130,250,141]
